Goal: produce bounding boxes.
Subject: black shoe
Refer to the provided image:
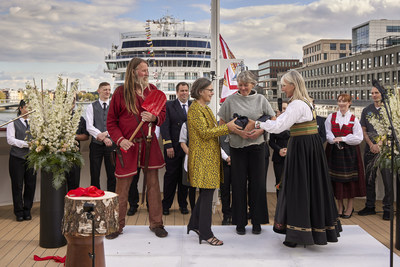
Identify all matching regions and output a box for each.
[252,224,261,234]
[383,211,390,221]
[163,209,170,215]
[358,207,376,216]
[23,215,32,221]
[342,208,354,219]
[222,216,232,225]
[106,231,121,240]
[127,206,137,216]
[16,216,24,222]
[236,226,246,235]
[180,207,189,214]
[283,241,297,248]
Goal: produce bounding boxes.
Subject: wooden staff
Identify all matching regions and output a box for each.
[0,110,36,128]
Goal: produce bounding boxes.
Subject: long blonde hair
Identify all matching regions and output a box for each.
[281,70,312,103]
[124,58,148,114]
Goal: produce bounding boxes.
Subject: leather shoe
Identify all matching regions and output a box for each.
[24,215,32,221]
[358,206,376,216]
[383,211,390,221]
[236,226,246,235]
[16,216,24,222]
[151,226,168,238]
[163,209,170,215]
[106,231,121,240]
[180,207,189,214]
[252,224,261,234]
[222,216,232,225]
[127,206,137,216]
[342,208,354,219]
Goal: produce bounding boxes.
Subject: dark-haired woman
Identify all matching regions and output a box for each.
[186,77,240,246]
[325,94,365,219]
[6,100,37,222]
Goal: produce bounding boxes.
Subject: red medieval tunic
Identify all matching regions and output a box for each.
[107,84,166,178]
[325,112,366,200]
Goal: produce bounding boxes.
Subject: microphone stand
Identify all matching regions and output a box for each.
[372,80,400,267]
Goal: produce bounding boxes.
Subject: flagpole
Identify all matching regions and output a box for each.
[210,0,220,116]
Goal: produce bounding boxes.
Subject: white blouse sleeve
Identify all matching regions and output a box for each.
[342,117,363,145]
[325,113,335,144]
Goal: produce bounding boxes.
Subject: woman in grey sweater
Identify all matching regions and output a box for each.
[218,71,275,235]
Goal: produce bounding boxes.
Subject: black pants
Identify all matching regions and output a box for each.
[89,142,116,192]
[128,169,141,209]
[66,164,81,192]
[273,161,284,197]
[188,188,214,240]
[9,155,37,217]
[231,144,269,228]
[220,161,232,218]
[162,153,188,210]
[364,153,393,212]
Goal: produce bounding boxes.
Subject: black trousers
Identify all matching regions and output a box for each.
[66,164,81,192]
[9,155,37,217]
[273,161,285,197]
[364,153,393,212]
[162,152,188,210]
[231,144,269,228]
[128,169,141,209]
[89,142,116,192]
[220,161,232,218]
[188,188,214,240]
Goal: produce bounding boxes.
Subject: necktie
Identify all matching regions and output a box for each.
[103,103,107,111]
[182,104,187,117]
[25,119,29,129]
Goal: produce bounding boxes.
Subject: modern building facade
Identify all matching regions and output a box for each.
[303,39,351,67]
[352,19,400,53]
[258,59,300,100]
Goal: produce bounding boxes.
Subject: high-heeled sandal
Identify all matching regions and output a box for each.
[342,208,354,219]
[187,225,200,236]
[199,236,223,246]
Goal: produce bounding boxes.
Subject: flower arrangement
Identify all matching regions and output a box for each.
[367,90,400,171]
[25,77,84,189]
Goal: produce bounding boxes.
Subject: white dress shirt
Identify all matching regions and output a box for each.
[259,99,313,133]
[86,99,110,139]
[6,118,29,148]
[325,111,363,145]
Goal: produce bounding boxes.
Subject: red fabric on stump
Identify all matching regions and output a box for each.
[34,255,66,263]
[67,186,105,197]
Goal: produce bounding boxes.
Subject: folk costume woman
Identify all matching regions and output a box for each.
[250,70,341,247]
[325,94,365,219]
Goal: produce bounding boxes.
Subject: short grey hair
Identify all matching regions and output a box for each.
[190,77,211,100]
[237,70,257,86]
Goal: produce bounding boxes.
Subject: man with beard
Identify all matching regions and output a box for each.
[106,58,168,239]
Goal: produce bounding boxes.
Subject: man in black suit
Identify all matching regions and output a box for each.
[161,82,191,215]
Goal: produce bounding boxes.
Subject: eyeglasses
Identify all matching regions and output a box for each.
[204,89,214,93]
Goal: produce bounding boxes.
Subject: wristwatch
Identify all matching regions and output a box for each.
[255,121,261,129]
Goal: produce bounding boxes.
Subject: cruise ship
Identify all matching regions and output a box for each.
[104,15,211,100]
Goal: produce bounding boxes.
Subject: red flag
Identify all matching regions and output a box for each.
[219,35,239,103]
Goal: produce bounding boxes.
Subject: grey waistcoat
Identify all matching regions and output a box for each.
[91,101,109,145]
[10,120,30,159]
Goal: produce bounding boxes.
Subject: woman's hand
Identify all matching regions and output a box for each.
[226,118,242,133]
[141,111,156,122]
[279,148,287,157]
[246,119,256,131]
[333,137,343,143]
[246,129,264,139]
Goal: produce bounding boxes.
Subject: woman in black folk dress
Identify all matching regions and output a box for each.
[249,70,341,248]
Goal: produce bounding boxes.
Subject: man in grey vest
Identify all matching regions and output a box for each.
[86,82,116,192]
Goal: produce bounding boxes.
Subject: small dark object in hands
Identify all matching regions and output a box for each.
[232,113,249,129]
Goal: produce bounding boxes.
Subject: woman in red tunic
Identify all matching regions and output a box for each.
[325,94,366,219]
[106,58,167,239]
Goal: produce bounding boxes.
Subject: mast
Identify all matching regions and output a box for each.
[210,0,220,116]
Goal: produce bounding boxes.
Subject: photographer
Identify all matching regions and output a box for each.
[218,71,275,235]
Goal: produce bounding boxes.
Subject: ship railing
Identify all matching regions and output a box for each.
[105,54,211,60]
[121,31,210,39]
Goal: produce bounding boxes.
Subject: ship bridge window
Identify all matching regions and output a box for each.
[122,40,211,49]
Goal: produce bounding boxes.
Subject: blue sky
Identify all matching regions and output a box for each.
[0,0,399,91]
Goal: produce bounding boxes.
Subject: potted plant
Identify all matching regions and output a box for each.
[25,76,83,248]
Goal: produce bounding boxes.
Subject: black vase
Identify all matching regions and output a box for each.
[39,170,67,248]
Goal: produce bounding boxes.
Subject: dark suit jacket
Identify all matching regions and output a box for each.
[269,130,290,163]
[316,115,327,144]
[161,99,192,157]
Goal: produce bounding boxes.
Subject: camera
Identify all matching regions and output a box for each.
[83,202,95,213]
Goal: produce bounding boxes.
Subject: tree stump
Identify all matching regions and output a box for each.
[62,191,119,267]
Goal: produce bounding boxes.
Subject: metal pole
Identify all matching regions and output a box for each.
[210,0,220,116]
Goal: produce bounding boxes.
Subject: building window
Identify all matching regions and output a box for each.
[168,83,175,91]
[168,72,175,80]
[340,43,347,50]
[387,26,400,32]
[330,43,337,50]
[339,53,346,58]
